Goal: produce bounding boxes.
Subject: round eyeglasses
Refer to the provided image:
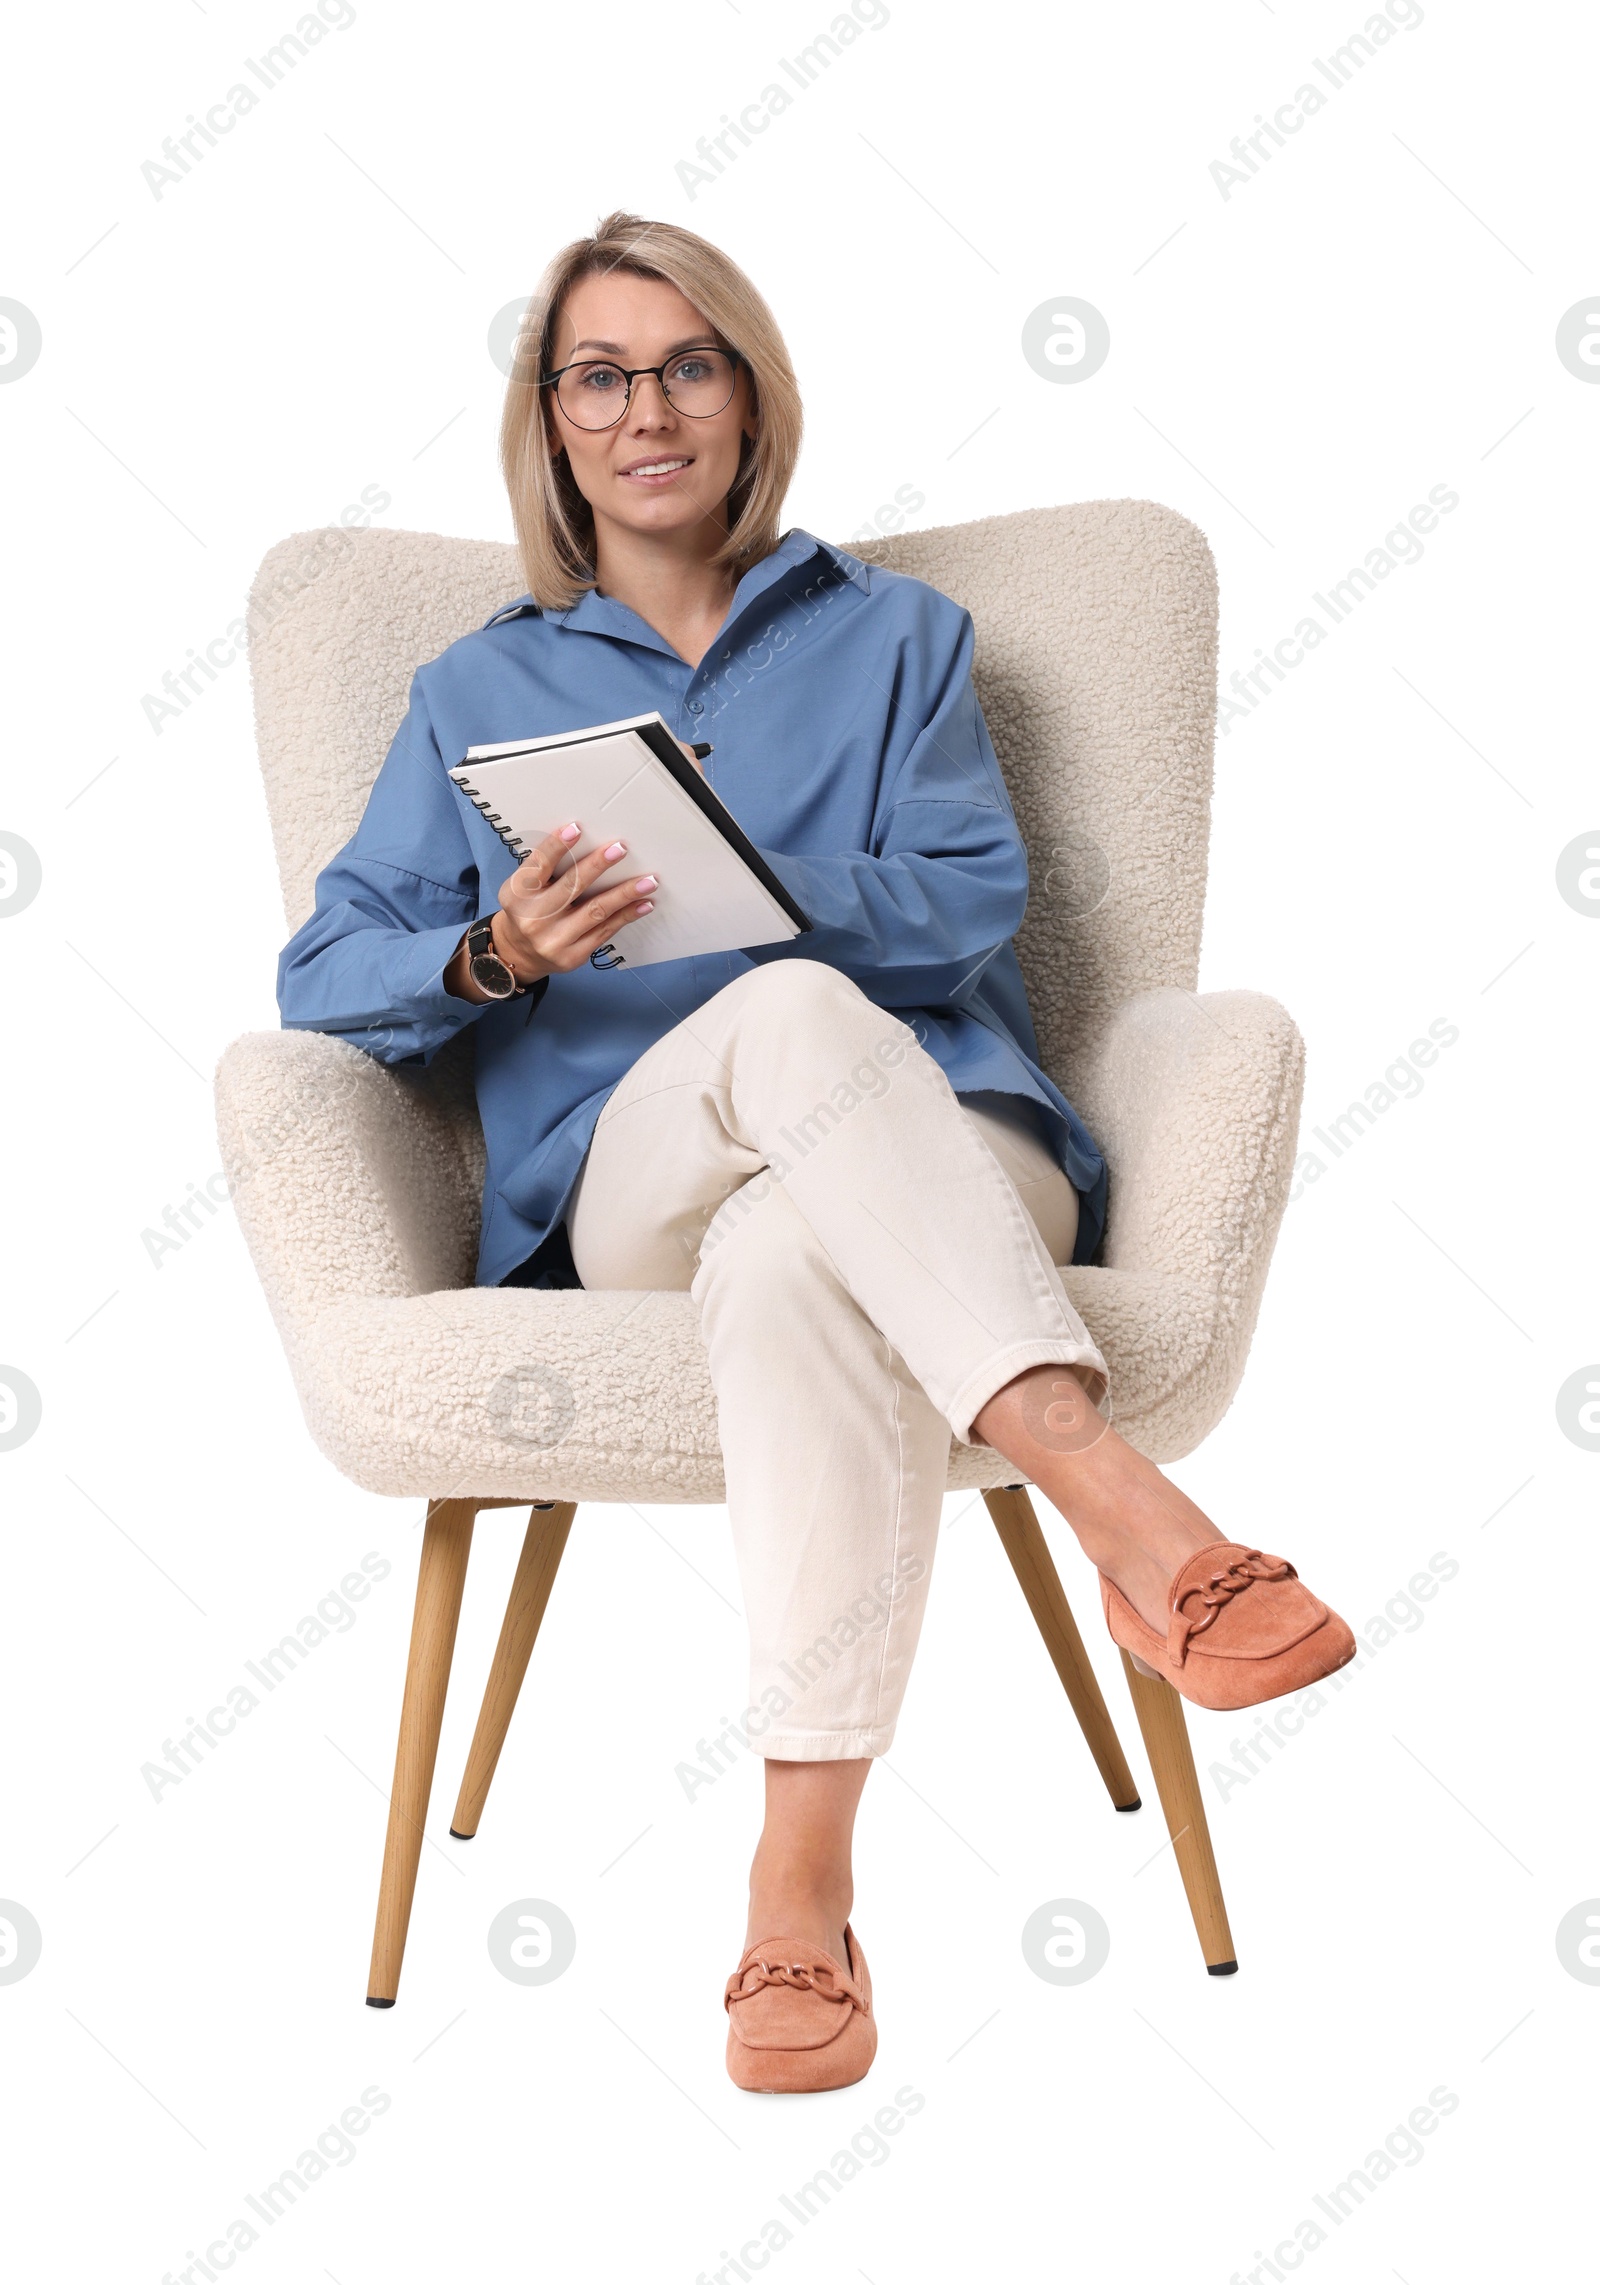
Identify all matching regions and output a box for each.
[541,346,743,431]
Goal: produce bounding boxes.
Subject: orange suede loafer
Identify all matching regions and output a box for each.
[725,1925,876,2093]
[1102,1539,1356,1712]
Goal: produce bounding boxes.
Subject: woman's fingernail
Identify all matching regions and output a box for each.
[603,840,626,861]
[559,822,581,843]
[634,874,658,892]
[635,900,654,914]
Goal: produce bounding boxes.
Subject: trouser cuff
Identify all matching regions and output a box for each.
[946,1338,1110,1447]
[755,1725,896,1761]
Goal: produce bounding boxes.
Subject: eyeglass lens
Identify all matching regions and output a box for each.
[555,349,737,430]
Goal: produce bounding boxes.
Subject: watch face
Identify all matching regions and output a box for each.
[470,952,517,999]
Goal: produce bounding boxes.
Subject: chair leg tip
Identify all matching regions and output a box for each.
[365,1995,396,2008]
[448,1827,475,1840]
[1206,1960,1239,1976]
[1114,1797,1142,1812]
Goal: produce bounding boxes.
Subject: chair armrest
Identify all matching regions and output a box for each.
[215,1029,484,1333]
[1075,986,1305,1292]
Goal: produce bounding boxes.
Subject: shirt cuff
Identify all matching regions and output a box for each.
[382,919,486,1024]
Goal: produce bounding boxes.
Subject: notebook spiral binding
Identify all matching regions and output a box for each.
[454,766,549,1016]
[456,772,529,858]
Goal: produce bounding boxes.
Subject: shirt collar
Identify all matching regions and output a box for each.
[481,528,871,649]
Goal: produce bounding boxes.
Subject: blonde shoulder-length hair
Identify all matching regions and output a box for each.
[501,210,804,611]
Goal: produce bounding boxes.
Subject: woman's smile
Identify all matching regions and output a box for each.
[616,452,694,484]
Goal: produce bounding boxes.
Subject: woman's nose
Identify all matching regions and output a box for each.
[627,372,675,423]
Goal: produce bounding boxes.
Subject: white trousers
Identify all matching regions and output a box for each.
[567,961,1107,1760]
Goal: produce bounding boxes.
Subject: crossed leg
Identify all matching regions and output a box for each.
[566,960,1232,1965]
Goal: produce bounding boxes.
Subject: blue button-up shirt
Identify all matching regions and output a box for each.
[278,528,1107,1288]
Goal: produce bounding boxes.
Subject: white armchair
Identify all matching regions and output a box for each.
[217,501,1303,2002]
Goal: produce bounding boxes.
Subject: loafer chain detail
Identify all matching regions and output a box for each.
[724,1926,877,2093]
[1100,1536,1357,1712]
[1169,1549,1294,1665]
[725,1956,868,2013]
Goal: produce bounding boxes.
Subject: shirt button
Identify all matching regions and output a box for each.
[687,698,704,714]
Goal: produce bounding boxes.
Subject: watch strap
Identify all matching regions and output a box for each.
[465,915,526,997]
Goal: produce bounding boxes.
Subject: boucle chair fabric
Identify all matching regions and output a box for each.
[217,502,1304,1498]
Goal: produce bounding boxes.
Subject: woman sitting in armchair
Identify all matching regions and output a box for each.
[279,210,1353,2093]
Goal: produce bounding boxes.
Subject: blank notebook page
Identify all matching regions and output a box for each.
[449,727,805,970]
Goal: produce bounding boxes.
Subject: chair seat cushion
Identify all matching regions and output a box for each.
[286,1270,1220,1503]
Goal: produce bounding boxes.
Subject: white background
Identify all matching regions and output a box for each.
[1,0,1592,2277]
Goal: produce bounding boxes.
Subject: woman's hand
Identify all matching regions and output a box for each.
[498,823,659,979]
[445,823,657,1002]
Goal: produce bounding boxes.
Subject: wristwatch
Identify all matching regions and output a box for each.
[465,915,527,1000]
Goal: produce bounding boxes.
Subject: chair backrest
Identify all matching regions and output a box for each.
[247,501,1216,1100]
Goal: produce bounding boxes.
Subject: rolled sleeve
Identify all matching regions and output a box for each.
[277,680,485,1065]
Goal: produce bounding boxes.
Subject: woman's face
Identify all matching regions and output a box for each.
[544,270,756,557]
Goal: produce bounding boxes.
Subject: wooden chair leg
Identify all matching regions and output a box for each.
[365,1499,477,2008]
[983,1484,1141,1811]
[1119,1649,1238,1975]
[450,1501,576,1841]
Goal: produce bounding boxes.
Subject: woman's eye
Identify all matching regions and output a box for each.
[579,366,621,391]
[671,358,710,381]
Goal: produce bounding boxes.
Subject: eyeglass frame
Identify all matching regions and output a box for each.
[539,344,745,430]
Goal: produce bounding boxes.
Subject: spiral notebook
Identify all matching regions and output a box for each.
[449,711,812,970]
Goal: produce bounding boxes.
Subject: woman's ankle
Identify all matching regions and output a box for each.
[745,1857,853,1955]
[973,1368,1229,1633]
[746,1755,869,1958]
